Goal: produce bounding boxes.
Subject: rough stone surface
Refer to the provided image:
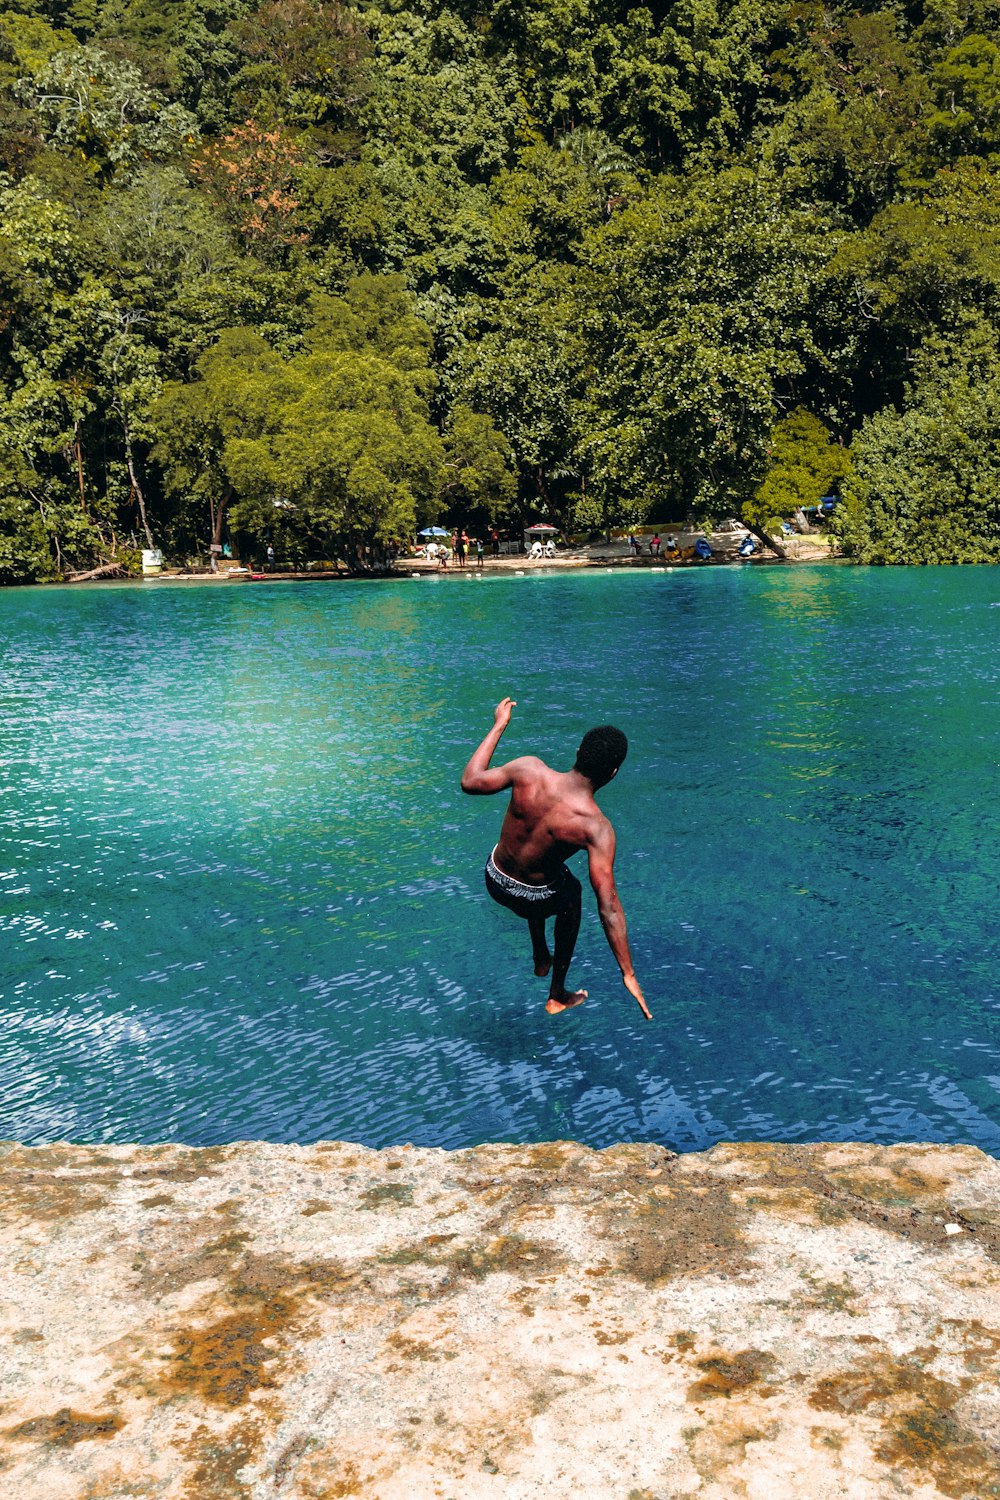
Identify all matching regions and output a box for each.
[1,1138,999,1498]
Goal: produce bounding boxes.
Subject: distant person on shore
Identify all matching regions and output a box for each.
[461,699,652,1020]
[628,533,640,554]
[491,528,500,557]
[456,530,468,569]
[266,542,276,571]
[475,536,484,568]
[650,534,661,556]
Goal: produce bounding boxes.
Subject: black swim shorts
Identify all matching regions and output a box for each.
[484,846,581,919]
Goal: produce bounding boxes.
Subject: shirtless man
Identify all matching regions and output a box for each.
[461,698,652,1019]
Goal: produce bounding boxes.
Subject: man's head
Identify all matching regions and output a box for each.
[574,725,628,788]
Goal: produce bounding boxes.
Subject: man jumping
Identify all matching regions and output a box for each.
[461,698,652,1019]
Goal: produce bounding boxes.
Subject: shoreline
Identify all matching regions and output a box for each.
[36,538,837,588]
[2,1135,997,1498]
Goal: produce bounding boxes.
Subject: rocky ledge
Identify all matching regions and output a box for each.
[1,1139,999,1499]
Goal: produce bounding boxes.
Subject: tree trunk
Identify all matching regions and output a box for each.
[74,423,86,513]
[123,416,155,550]
[66,560,128,582]
[209,484,234,571]
[211,484,232,548]
[745,520,788,560]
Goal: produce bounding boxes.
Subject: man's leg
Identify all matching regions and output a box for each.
[546,874,586,1014]
[527,910,551,977]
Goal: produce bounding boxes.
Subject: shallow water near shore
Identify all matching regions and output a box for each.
[2,567,999,1152]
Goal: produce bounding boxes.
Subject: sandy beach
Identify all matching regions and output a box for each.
[128,530,835,585]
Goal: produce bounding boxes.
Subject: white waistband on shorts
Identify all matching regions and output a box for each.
[487,846,560,901]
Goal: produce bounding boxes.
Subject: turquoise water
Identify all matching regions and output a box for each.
[2,567,999,1152]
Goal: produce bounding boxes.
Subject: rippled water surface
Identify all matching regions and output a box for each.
[2,567,999,1151]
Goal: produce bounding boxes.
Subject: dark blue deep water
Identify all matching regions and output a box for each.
[1,567,999,1151]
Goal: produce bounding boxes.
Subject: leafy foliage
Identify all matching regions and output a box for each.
[749,409,851,530]
[837,317,1000,563]
[153,276,450,562]
[0,0,998,578]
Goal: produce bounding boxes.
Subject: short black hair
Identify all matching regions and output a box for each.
[575,725,628,786]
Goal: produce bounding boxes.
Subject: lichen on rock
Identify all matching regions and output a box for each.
[1,1138,998,1498]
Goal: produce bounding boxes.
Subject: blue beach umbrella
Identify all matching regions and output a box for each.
[418,527,450,537]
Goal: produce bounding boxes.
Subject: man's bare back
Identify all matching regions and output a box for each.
[461,698,651,1019]
[493,758,611,886]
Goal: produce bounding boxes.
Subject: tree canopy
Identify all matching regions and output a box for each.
[1,0,999,579]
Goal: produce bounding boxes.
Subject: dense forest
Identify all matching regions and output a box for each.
[0,0,998,579]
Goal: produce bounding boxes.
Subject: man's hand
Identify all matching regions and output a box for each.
[623,971,652,1021]
[493,696,516,730]
[461,698,519,793]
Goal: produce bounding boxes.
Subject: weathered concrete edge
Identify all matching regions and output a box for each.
[2,1136,1000,1499]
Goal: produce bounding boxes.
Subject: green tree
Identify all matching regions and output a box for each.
[0,173,129,569]
[928,34,1000,159]
[489,0,791,165]
[258,344,444,559]
[0,426,56,582]
[0,8,70,176]
[763,7,932,215]
[151,326,285,556]
[459,263,589,526]
[152,278,448,563]
[578,168,846,523]
[20,42,197,175]
[440,403,517,523]
[838,161,1000,336]
[257,275,446,555]
[837,316,1000,564]
[228,0,370,151]
[747,408,851,531]
[92,163,241,370]
[85,0,253,132]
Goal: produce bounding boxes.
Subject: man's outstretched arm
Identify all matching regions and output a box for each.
[587,823,652,1020]
[460,697,519,794]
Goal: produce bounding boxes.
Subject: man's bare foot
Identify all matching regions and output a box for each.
[545,989,587,1014]
[534,954,552,978]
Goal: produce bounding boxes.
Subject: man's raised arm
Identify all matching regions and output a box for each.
[587,822,652,1020]
[460,697,519,794]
